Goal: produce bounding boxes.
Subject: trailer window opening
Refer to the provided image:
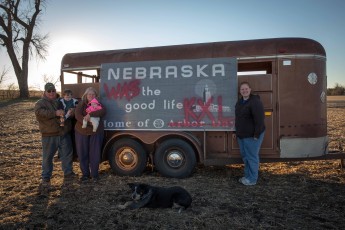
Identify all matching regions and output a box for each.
[238,61,272,75]
[63,70,99,84]
[238,71,267,75]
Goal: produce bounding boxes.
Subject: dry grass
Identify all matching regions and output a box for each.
[0,99,344,229]
[327,95,345,101]
[328,96,345,108]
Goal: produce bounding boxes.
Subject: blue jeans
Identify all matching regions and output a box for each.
[237,132,265,183]
[41,134,74,180]
[75,130,104,178]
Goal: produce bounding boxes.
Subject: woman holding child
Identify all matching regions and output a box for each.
[75,87,106,182]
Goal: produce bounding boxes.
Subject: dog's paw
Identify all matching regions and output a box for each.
[116,204,127,210]
[117,201,133,210]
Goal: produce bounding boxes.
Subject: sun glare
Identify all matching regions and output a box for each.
[29,36,97,91]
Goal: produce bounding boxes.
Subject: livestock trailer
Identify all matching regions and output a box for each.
[60,37,339,178]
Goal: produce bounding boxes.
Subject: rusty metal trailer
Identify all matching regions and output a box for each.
[60,37,344,178]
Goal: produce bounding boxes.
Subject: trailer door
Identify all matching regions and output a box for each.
[231,60,279,157]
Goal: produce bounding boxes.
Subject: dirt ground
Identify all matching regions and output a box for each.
[0,98,345,229]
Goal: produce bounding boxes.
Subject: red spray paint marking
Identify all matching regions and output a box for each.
[196,97,215,121]
[183,97,198,120]
[183,95,232,127]
[183,96,215,122]
[216,96,232,125]
[103,80,140,101]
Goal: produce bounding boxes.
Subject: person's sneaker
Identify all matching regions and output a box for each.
[238,177,246,183]
[64,172,77,179]
[41,178,51,189]
[239,177,256,186]
[92,176,100,183]
[80,176,89,183]
[42,178,50,183]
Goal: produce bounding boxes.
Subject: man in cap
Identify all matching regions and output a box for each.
[34,83,76,184]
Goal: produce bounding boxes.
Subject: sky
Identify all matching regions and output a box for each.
[1,0,344,90]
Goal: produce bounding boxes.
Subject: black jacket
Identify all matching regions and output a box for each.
[235,94,265,139]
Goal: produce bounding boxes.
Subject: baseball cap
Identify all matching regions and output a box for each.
[44,83,56,91]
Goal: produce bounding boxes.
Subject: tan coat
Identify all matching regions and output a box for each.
[35,95,73,136]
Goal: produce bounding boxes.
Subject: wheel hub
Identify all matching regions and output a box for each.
[166,151,184,168]
[118,148,137,168]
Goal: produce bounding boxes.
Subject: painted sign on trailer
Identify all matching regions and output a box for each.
[100,57,238,131]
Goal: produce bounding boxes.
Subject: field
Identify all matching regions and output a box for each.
[0,98,344,229]
[328,95,345,108]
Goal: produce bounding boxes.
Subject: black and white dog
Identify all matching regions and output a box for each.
[117,183,192,213]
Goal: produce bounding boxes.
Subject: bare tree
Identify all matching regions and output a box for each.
[6,82,18,98]
[42,74,59,85]
[0,0,49,98]
[0,65,10,87]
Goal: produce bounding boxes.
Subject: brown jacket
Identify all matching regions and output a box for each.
[35,95,72,137]
[74,99,106,135]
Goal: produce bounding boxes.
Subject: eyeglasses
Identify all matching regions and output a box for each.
[47,90,56,93]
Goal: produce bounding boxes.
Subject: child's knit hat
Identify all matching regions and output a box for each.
[88,98,100,105]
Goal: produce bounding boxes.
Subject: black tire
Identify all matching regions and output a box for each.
[154,138,196,178]
[108,138,147,176]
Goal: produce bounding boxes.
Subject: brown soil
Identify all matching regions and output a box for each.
[1,99,344,229]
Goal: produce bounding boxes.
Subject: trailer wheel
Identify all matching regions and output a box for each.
[108,138,147,176]
[154,139,196,178]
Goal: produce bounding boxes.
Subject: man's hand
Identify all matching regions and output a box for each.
[56,109,64,117]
